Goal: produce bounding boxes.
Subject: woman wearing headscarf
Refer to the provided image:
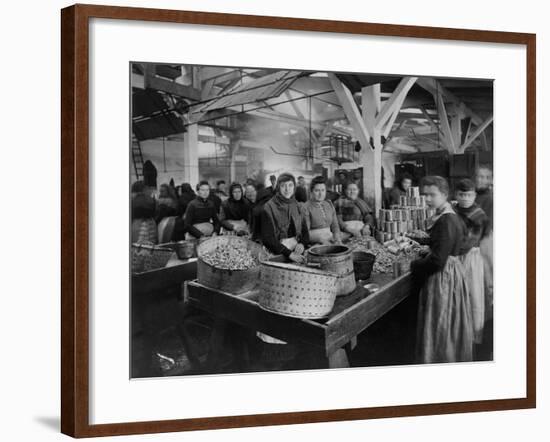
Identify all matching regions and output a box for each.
[410,176,474,364]
[260,173,309,264]
[219,182,251,235]
[453,178,490,350]
[334,181,375,240]
[302,176,341,245]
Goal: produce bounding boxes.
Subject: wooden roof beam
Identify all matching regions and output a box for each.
[416,77,484,126]
[459,114,493,153]
[375,77,418,130]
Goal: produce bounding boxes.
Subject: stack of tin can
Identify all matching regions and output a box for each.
[375,187,437,242]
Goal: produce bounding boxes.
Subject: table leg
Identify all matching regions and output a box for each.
[327,348,350,368]
[205,318,228,372]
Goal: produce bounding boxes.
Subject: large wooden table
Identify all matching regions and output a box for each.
[186,271,412,370]
[131,256,198,377]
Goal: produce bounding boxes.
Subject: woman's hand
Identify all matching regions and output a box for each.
[361,225,371,236]
[294,243,305,255]
[289,252,305,264]
[351,229,362,239]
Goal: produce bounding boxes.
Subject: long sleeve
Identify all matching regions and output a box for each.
[298,209,310,247]
[328,202,341,235]
[219,204,234,231]
[360,200,375,227]
[260,208,292,257]
[303,205,312,231]
[411,215,456,279]
[183,203,203,238]
[334,199,347,231]
[211,208,221,235]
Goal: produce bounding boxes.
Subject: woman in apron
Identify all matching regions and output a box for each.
[183,180,221,240]
[260,173,309,264]
[303,176,342,245]
[453,179,490,351]
[258,173,310,363]
[334,181,375,241]
[411,176,474,364]
[219,182,251,236]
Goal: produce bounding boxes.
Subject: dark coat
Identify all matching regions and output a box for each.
[260,194,309,257]
[411,206,466,281]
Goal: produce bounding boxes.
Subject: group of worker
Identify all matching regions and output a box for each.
[131,165,494,365]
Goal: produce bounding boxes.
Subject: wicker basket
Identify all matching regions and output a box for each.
[196,236,268,294]
[259,259,338,319]
[132,242,174,273]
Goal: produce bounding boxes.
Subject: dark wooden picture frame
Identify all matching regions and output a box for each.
[61,3,536,438]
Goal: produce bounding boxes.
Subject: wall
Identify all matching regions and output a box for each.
[1,1,547,442]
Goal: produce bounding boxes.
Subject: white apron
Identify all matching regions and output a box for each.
[416,256,475,363]
[309,227,333,245]
[460,247,485,343]
[480,231,493,321]
[221,219,249,236]
[185,222,214,240]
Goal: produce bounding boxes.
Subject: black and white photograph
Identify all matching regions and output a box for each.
[130,63,494,378]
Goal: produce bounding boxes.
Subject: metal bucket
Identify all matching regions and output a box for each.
[306,245,356,296]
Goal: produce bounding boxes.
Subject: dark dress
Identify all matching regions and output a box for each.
[411,203,474,363]
[183,197,221,238]
[475,188,493,230]
[250,191,274,241]
[260,194,309,257]
[220,197,251,231]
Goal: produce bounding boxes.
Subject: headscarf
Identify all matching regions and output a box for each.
[222,183,250,221]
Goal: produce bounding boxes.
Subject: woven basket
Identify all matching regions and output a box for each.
[259,259,338,319]
[196,236,268,294]
[132,242,174,273]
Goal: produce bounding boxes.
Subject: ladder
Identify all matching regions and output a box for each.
[131,136,144,180]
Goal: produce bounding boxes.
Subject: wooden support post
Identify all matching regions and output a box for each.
[361,85,383,211]
[362,84,380,137]
[328,74,383,210]
[183,121,199,185]
[450,104,462,150]
[436,92,456,153]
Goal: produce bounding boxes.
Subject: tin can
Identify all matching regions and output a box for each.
[386,211,394,221]
[393,261,401,278]
[399,196,407,206]
[367,239,377,249]
[420,195,426,207]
